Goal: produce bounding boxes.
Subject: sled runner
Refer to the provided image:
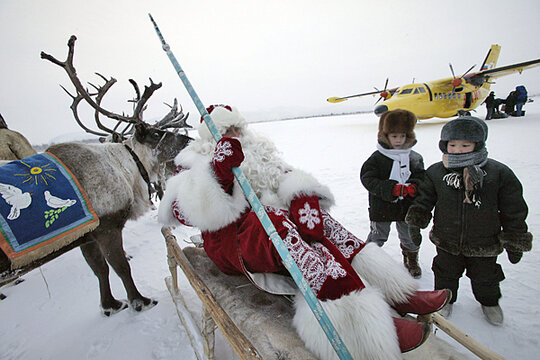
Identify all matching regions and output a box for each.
[161,227,507,360]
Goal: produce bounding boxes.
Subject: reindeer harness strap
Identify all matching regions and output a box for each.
[124,144,153,202]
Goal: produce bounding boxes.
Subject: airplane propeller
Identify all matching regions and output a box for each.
[373,78,390,105]
[327,78,394,104]
[449,63,476,100]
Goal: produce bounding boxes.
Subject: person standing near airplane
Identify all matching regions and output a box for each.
[515,85,528,116]
[360,109,425,278]
[482,92,496,120]
[504,90,518,116]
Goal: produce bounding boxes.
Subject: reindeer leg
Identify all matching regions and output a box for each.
[98,229,157,312]
[80,241,128,316]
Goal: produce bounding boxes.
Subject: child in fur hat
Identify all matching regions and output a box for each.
[406,116,533,325]
[360,109,425,278]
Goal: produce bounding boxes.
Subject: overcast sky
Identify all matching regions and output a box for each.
[1,0,540,144]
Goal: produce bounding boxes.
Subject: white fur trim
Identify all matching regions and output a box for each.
[277,169,335,210]
[198,106,248,140]
[293,288,401,360]
[158,162,249,231]
[173,140,213,168]
[351,243,418,304]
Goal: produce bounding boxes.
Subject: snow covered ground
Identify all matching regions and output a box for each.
[1,101,539,360]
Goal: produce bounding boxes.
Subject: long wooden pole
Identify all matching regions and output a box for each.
[431,313,507,360]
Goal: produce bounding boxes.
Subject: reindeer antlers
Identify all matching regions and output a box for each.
[154,99,190,130]
[41,35,187,139]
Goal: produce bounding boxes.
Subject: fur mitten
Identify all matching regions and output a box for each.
[211,137,244,194]
[498,232,533,260]
[290,195,324,243]
[405,206,432,229]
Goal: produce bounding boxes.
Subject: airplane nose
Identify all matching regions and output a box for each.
[374,104,388,116]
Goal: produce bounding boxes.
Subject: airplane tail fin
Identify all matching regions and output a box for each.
[480,44,501,71]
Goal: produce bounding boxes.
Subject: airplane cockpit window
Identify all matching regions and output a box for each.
[413,88,420,94]
[418,87,426,93]
[399,88,413,95]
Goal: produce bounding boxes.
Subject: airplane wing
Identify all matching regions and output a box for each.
[472,58,540,80]
[327,90,382,103]
[327,88,398,103]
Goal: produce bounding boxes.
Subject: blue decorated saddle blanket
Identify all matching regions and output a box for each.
[0,153,99,269]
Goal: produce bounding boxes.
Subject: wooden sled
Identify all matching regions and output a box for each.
[161,227,506,360]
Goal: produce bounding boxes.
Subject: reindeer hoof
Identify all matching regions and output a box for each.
[131,298,158,312]
[101,300,129,317]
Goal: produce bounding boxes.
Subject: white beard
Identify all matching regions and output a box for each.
[237,130,291,208]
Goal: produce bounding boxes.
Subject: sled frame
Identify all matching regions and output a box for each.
[161,226,507,360]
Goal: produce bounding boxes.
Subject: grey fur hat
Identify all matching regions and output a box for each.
[439,116,488,153]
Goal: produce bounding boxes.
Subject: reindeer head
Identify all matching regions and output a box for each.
[41,35,192,181]
[133,103,192,176]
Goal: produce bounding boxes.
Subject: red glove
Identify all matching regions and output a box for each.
[211,137,244,194]
[290,195,324,243]
[392,184,418,198]
[407,184,418,198]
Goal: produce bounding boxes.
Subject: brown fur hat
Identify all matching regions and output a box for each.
[377,109,417,148]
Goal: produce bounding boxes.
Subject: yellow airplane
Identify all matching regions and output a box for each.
[327,45,540,119]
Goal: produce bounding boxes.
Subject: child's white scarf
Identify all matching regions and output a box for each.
[376,143,412,185]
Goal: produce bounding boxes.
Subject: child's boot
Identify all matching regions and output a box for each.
[401,244,422,278]
[482,304,504,326]
[393,317,430,352]
[393,289,451,315]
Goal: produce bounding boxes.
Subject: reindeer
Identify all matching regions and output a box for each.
[0,35,192,315]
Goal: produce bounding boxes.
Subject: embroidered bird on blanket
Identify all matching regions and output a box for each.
[44,190,76,209]
[0,183,32,220]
